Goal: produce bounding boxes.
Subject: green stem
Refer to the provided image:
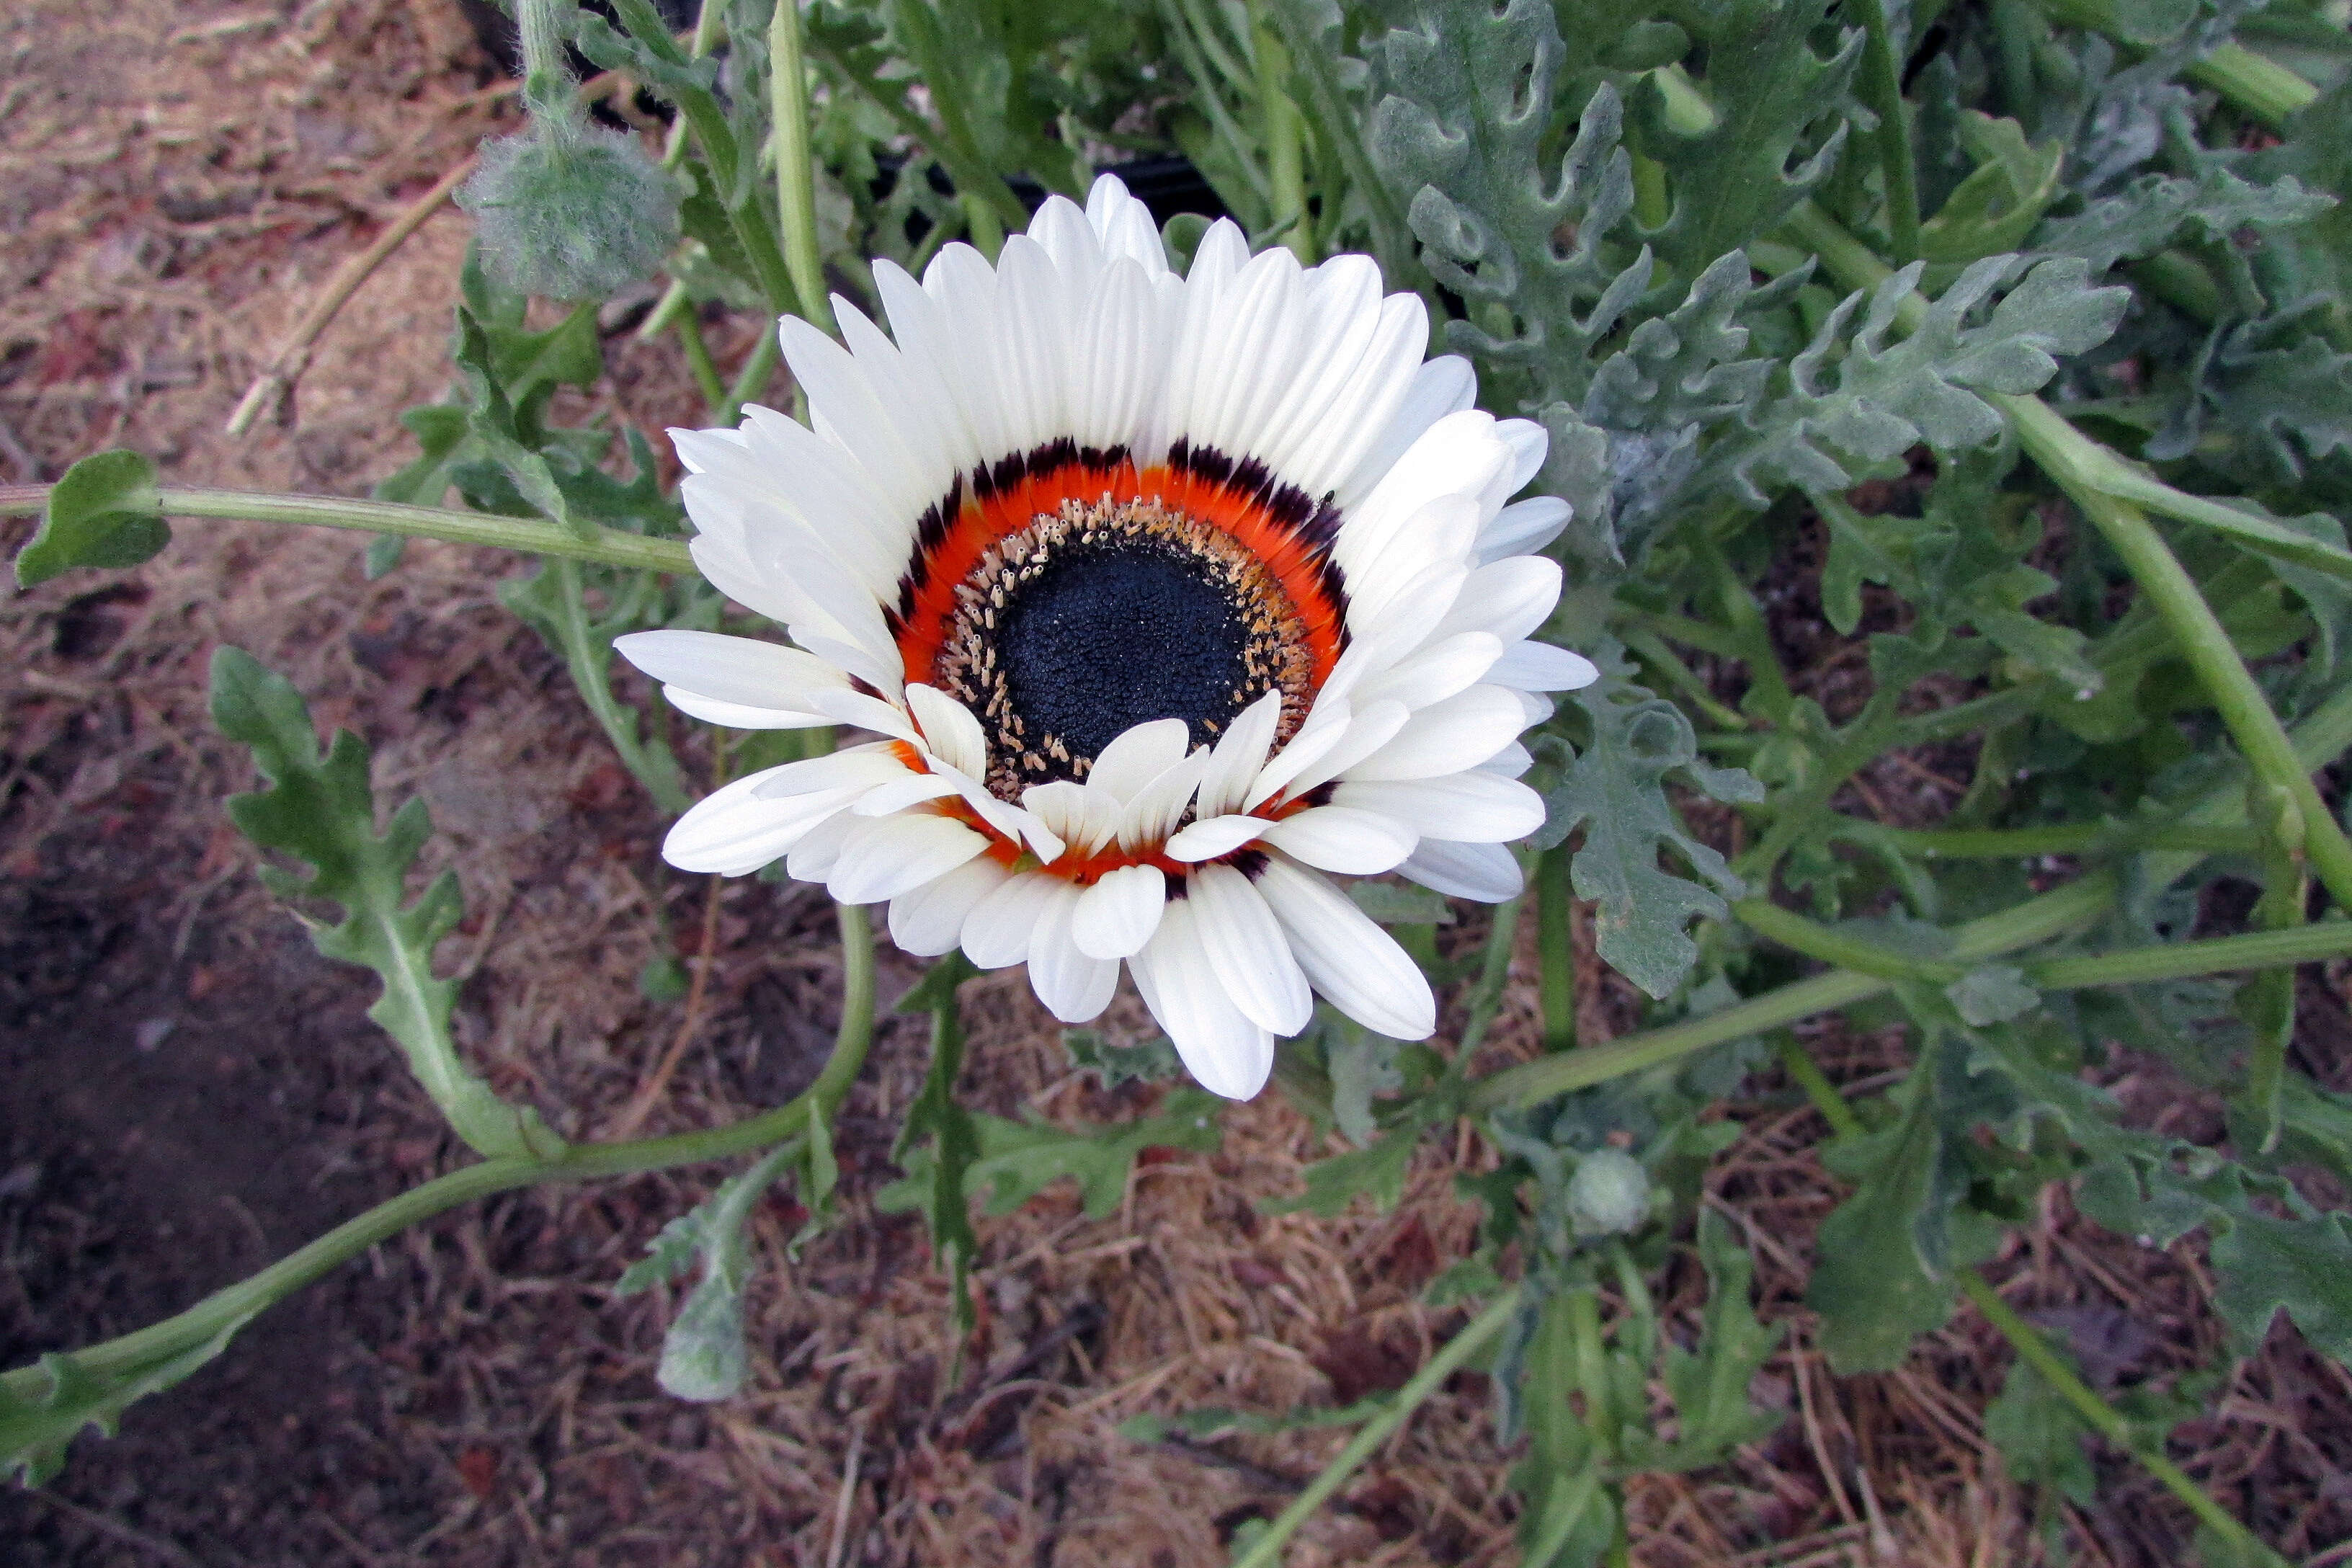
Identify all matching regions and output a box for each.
[1470,871,2116,1112]
[1566,1286,1619,1459]
[2,899,879,1406]
[1536,846,1577,1053]
[1625,630,1750,731]
[676,306,728,416]
[1776,1035,1866,1136]
[550,558,692,814]
[1226,1287,1523,1568]
[1958,1271,2274,1558]
[1457,894,1524,1061]
[1848,0,1922,262]
[767,0,836,334]
[1262,0,1415,284]
[2191,43,2319,128]
[1846,820,2260,860]
[0,483,693,575]
[1250,9,1314,261]
[718,326,781,427]
[1479,682,2352,1113]
[1737,899,1965,982]
[2029,921,2352,989]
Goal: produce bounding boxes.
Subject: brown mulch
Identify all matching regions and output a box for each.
[4,3,2349,1565]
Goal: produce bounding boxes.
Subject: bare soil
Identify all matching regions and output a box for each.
[4,4,2350,1567]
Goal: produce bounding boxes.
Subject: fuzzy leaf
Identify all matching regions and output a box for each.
[1060,1028,1183,1089]
[1543,642,1758,999]
[3,1322,252,1487]
[1626,0,1863,277]
[2032,165,2332,275]
[2209,1211,2352,1364]
[1639,1210,1786,1471]
[210,649,561,1160]
[884,1090,1224,1223]
[14,448,166,588]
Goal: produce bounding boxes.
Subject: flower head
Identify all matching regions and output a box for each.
[620,176,1597,1100]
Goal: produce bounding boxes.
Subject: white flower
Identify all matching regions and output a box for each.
[618,175,1598,1101]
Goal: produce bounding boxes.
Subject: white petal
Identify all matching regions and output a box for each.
[828,814,989,906]
[749,745,909,799]
[1188,865,1314,1035]
[1118,747,1212,852]
[1086,718,1193,803]
[1253,856,1437,1041]
[1073,863,1167,958]
[785,805,863,881]
[1435,555,1564,646]
[889,855,1010,957]
[661,686,832,731]
[1023,778,1120,856]
[1026,881,1121,1023]
[1334,352,1476,511]
[904,685,989,778]
[1353,632,1504,713]
[850,773,965,816]
[1275,700,1412,799]
[1257,806,1418,873]
[961,872,1060,969]
[800,686,922,744]
[1334,775,1546,844]
[1343,687,1529,782]
[1490,641,1602,692]
[1129,898,1276,1100]
[1164,814,1268,863]
[1479,496,1572,563]
[616,630,851,713]
[664,774,863,876]
[1086,172,1170,276]
[1399,839,1523,902]
[1198,692,1283,820]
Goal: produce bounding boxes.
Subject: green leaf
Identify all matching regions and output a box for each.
[1982,1353,2098,1527]
[1060,1028,1183,1089]
[2209,1211,2352,1364]
[1920,115,2067,268]
[886,953,983,1348]
[1946,965,2042,1027]
[1543,642,1759,999]
[1626,0,1863,277]
[962,1090,1224,1220]
[14,448,166,588]
[1,1323,251,1487]
[1348,880,1457,925]
[613,1139,804,1402]
[1263,1122,1423,1216]
[2032,165,2331,276]
[1735,256,2131,501]
[210,648,561,1160]
[1806,1025,2005,1373]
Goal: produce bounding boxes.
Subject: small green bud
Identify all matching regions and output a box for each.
[457,122,682,301]
[1565,1149,1650,1238]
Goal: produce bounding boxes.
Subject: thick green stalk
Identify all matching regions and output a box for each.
[1262,0,1415,284]
[1226,1287,1523,1568]
[1781,200,2352,914]
[548,558,692,814]
[0,483,693,575]
[2031,921,2352,989]
[3,903,879,1414]
[1958,1272,2278,1559]
[2191,44,2318,128]
[767,0,836,333]
[718,326,781,427]
[1853,821,2259,860]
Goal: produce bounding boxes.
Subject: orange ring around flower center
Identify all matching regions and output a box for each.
[891,453,1344,702]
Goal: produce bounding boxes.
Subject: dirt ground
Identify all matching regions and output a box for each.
[4,3,2351,1566]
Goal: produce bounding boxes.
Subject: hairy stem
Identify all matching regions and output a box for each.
[1536,845,1577,1052]
[0,483,693,574]
[1848,0,1921,262]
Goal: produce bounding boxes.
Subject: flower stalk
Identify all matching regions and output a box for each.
[0,482,695,575]
[767,0,837,334]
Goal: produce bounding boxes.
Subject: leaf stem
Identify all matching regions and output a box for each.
[2,898,881,1425]
[1226,1287,1523,1568]
[0,483,694,575]
[1956,1270,2275,1559]
[767,0,837,334]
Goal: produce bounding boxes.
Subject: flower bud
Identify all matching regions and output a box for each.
[1565,1149,1651,1238]
[457,122,682,302]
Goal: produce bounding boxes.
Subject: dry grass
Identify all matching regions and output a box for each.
[3,4,2349,1566]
